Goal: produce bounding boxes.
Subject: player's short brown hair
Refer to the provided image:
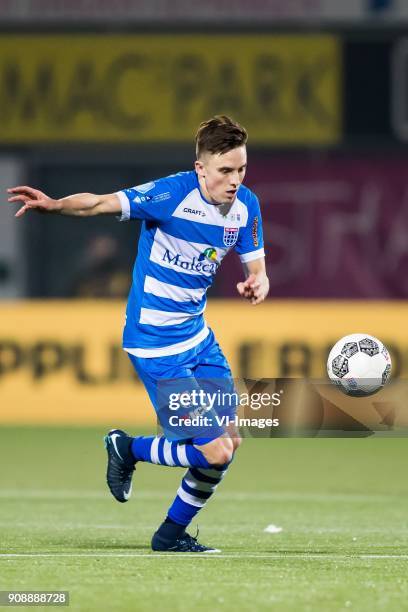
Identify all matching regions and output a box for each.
[195,115,248,158]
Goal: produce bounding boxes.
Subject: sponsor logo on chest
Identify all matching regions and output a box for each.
[162,249,219,275]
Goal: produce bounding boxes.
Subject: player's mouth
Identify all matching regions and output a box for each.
[226,189,237,197]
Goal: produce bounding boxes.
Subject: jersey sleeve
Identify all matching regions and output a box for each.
[116,175,185,223]
[234,194,265,262]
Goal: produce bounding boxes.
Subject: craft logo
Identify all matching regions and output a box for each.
[183,207,206,218]
[252,216,259,247]
[223,227,239,247]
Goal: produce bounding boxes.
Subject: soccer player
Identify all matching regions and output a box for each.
[8,115,269,552]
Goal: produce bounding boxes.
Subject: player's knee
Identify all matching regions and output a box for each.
[199,437,234,466]
[232,436,242,452]
[210,437,235,464]
[210,448,233,466]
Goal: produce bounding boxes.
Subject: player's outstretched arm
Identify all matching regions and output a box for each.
[236,257,269,306]
[7,186,121,218]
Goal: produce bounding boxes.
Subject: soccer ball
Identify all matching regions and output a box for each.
[327,333,392,396]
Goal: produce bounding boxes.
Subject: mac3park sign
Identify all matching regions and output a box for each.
[0,34,341,145]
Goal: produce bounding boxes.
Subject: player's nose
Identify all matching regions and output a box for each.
[230,172,240,187]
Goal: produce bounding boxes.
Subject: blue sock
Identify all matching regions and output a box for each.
[131,435,215,470]
[167,465,230,526]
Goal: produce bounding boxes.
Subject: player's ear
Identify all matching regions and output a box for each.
[195,159,205,178]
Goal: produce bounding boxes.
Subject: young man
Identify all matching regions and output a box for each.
[8,115,269,553]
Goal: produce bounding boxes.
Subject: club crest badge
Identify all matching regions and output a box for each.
[223,227,239,247]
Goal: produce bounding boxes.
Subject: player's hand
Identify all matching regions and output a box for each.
[236,273,269,305]
[7,185,61,217]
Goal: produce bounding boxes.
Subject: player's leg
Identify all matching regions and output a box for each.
[105,349,229,504]
[194,328,242,452]
[105,430,234,551]
[105,430,228,504]
[105,425,233,503]
[105,334,239,551]
[151,331,240,552]
[198,422,242,459]
[150,433,232,552]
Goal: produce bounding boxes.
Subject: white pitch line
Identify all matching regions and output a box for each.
[0,522,150,530]
[0,553,407,560]
[0,490,404,503]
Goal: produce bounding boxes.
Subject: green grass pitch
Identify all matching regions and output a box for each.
[0,427,407,611]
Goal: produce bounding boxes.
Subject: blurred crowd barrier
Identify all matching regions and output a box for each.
[0,300,406,425]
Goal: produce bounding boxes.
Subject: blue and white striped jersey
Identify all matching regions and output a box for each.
[116,170,264,357]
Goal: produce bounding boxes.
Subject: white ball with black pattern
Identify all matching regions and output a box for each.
[327,333,392,396]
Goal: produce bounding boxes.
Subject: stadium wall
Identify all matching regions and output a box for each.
[219,155,408,299]
[0,300,406,425]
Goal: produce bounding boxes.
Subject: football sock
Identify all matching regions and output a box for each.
[165,465,229,527]
[131,435,215,469]
[132,435,232,537]
[155,517,186,541]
